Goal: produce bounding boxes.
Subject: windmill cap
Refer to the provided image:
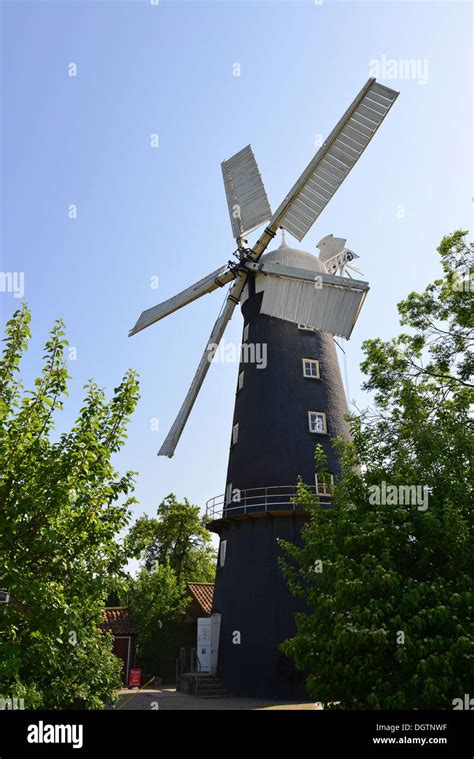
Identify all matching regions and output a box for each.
[262,235,326,274]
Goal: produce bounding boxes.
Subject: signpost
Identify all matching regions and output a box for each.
[129,668,141,689]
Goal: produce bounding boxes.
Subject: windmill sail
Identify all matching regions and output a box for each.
[267,79,399,243]
[129,265,235,336]
[159,272,248,457]
[222,145,272,239]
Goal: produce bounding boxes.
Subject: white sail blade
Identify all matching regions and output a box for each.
[246,261,369,339]
[129,265,235,336]
[159,274,247,457]
[267,78,399,242]
[222,145,272,239]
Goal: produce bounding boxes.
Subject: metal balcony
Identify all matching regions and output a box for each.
[205,484,332,525]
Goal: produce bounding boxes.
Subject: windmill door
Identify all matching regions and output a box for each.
[197,618,211,673]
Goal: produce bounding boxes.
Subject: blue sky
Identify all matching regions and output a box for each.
[1,0,472,544]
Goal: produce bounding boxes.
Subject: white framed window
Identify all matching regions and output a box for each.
[315,473,334,496]
[308,411,327,434]
[302,358,320,379]
[238,371,244,391]
[298,323,316,332]
[232,423,239,445]
[243,323,249,342]
[226,482,232,504]
[219,540,227,567]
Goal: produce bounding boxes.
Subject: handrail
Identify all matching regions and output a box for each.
[190,648,202,674]
[176,646,186,685]
[205,483,332,522]
[177,647,203,679]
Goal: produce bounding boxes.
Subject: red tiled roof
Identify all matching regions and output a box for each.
[186,582,214,615]
[101,607,137,635]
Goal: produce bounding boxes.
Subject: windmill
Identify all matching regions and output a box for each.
[130,77,399,698]
[129,78,398,458]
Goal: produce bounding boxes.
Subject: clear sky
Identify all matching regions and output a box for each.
[1,0,472,545]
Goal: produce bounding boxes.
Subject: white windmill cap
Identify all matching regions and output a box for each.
[262,229,326,274]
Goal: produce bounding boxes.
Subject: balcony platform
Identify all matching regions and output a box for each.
[205,485,332,532]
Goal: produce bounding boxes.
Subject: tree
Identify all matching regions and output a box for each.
[125,494,216,582]
[0,304,140,709]
[127,565,190,680]
[279,232,473,709]
[124,495,216,679]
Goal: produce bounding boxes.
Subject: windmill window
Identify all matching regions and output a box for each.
[315,473,334,496]
[243,324,249,342]
[220,540,227,567]
[308,411,327,434]
[226,482,232,504]
[298,323,316,332]
[238,371,244,391]
[232,423,239,445]
[302,358,320,379]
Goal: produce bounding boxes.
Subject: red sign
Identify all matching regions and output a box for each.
[129,668,141,688]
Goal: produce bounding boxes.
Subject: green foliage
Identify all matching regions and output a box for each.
[127,565,189,645]
[127,565,190,679]
[0,305,140,709]
[124,495,216,679]
[279,232,473,709]
[125,493,216,582]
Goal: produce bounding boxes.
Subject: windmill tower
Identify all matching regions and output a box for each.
[129,78,399,698]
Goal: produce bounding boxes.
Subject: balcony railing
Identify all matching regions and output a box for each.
[205,484,331,522]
